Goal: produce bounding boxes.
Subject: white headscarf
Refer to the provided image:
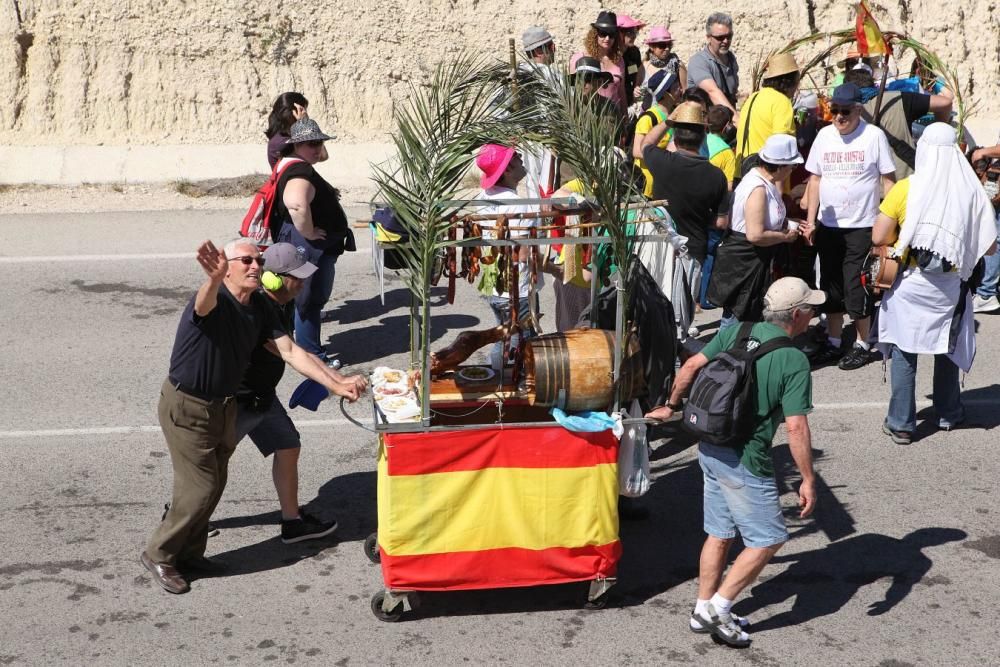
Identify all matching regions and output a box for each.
[897,123,997,280]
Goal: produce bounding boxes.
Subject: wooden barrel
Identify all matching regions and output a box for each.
[524,328,645,412]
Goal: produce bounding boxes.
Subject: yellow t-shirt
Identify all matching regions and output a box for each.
[709,147,737,185]
[735,87,796,163]
[879,177,909,228]
[879,177,948,269]
[633,107,672,197]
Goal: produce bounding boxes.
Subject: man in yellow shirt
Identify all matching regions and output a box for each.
[632,69,680,196]
[734,53,799,175]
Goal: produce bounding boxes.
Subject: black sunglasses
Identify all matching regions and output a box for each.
[830,106,856,116]
[228,256,265,266]
[709,33,733,41]
[597,30,617,38]
[649,42,673,49]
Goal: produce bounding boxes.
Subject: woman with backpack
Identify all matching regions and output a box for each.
[265,92,326,169]
[270,118,352,363]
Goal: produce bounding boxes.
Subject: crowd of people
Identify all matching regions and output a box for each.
[482,10,999,648]
[140,8,1000,652]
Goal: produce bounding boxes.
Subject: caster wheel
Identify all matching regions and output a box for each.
[364,532,381,564]
[371,591,403,622]
[584,593,609,610]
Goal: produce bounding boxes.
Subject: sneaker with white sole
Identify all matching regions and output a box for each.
[690,608,750,633]
[693,602,752,648]
[973,294,1000,313]
[281,511,338,544]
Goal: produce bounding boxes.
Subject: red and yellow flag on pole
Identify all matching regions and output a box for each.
[856,1,890,56]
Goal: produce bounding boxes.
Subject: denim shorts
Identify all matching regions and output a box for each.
[698,442,788,548]
[236,398,301,457]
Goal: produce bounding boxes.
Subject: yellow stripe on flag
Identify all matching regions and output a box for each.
[377,454,619,557]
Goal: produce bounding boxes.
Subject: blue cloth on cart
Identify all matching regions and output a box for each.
[550,407,617,433]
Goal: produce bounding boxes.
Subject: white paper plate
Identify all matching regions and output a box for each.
[457,367,495,383]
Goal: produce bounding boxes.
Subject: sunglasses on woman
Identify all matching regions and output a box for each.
[228,256,265,266]
[649,42,673,49]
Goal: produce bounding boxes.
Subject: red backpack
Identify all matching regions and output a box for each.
[240,157,304,244]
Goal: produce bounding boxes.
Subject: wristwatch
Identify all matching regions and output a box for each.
[666,400,683,411]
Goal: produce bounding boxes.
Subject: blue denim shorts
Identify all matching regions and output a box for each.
[698,442,788,548]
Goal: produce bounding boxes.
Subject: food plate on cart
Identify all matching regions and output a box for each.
[456,366,495,383]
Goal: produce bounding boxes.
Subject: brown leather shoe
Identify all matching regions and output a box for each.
[141,551,190,594]
[179,555,229,575]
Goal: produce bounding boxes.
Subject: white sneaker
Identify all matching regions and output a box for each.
[973,295,1000,313]
[690,608,749,633]
[693,602,752,648]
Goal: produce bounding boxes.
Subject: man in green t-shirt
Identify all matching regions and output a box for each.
[646,277,822,647]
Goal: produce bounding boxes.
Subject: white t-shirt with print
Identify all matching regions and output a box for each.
[475,186,543,298]
[805,120,896,229]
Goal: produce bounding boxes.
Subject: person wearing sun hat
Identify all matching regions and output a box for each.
[271,117,354,364]
[642,25,686,93]
[641,101,731,340]
[519,26,560,199]
[570,10,627,116]
[473,144,544,351]
[709,134,805,327]
[734,52,800,173]
[616,14,646,107]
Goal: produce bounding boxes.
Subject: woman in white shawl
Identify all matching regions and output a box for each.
[872,123,997,444]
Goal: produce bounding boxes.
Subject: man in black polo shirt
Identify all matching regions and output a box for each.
[641,101,730,339]
[142,239,363,595]
[236,243,366,544]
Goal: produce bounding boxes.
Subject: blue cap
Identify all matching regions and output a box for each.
[831,83,862,106]
[288,378,329,411]
[647,70,679,101]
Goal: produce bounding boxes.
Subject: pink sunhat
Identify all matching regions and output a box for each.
[616,14,646,30]
[644,26,673,44]
[476,144,516,189]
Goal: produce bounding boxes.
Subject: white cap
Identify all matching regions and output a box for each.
[759,134,804,166]
[764,277,826,311]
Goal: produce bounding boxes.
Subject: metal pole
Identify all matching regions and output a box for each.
[611,269,624,414]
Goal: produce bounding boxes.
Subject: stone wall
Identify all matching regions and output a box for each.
[1,0,997,145]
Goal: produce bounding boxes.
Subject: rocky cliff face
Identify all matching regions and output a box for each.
[2,0,997,145]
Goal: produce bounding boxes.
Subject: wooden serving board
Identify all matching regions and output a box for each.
[429,366,531,405]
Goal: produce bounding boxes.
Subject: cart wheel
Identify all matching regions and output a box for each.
[363,532,381,564]
[371,591,404,622]
[584,592,610,610]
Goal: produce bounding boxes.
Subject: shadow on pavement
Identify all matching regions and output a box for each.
[735,527,967,631]
[208,471,377,577]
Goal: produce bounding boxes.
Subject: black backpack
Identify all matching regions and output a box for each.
[681,322,793,446]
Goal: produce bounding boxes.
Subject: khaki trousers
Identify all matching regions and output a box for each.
[146,379,237,564]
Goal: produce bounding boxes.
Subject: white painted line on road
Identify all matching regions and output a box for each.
[0,419,354,439]
[3,398,1000,439]
[0,252,192,264]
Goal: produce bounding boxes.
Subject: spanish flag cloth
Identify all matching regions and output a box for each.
[377,426,622,591]
[855,1,889,56]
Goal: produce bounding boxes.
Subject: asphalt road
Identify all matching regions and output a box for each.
[1,208,998,666]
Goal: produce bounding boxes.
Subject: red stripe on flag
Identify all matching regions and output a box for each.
[380,542,622,591]
[385,426,618,476]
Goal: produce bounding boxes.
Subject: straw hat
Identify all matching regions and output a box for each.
[762,52,799,80]
[668,101,707,127]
